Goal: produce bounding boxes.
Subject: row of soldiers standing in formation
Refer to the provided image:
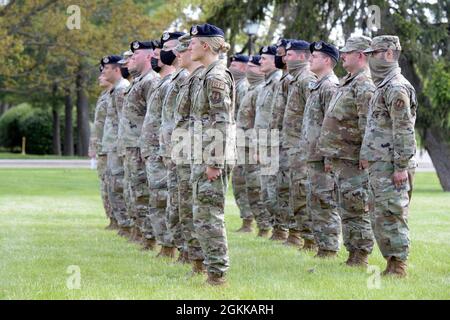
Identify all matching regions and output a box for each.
[91,22,417,286]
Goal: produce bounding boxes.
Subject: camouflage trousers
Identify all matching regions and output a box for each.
[176,164,204,261]
[106,152,131,227]
[307,161,341,251]
[97,154,113,220]
[331,159,374,254]
[245,163,272,231]
[261,174,280,229]
[164,157,184,250]
[368,161,414,261]
[288,149,314,240]
[191,164,230,276]
[145,154,172,247]
[231,164,253,220]
[124,147,154,239]
[276,148,290,232]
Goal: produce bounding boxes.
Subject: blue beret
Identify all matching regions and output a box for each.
[249,55,261,66]
[286,40,310,51]
[130,40,154,52]
[230,54,249,63]
[190,23,225,38]
[276,38,295,48]
[259,45,277,55]
[152,39,162,49]
[100,55,122,66]
[309,41,339,62]
[161,31,186,47]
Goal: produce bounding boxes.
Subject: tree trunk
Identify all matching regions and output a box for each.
[52,108,61,155]
[64,91,74,156]
[76,63,90,157]
[424,128,450,191]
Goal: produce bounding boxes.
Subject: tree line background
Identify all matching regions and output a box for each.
[0,0,449,190]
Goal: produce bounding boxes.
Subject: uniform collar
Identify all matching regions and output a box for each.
[264,69,280,85]
[310,71,337,90]
[376,67,401,88]
[340,68,369,86]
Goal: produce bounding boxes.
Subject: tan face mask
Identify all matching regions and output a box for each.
[230,68,246,82]
[368,55,400,85]
[246,70,265,86]
[286,59,308,73]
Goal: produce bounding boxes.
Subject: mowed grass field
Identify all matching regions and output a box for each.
[0,169,449,300]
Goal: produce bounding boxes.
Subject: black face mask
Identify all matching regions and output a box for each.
[151,57,162,73]
[160,49,176,66]
[120,67,130,79]
[275,55,286,69]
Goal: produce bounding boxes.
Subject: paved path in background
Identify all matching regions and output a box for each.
[0,151,437,172]
[0,159,92,168]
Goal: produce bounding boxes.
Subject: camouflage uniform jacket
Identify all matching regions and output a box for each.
[360,68,417,170]
[234,77,249,120]
[102,78,130,153]
[318,69,375,161]
[281,65,317,150]
[139,74,172,158]
[93,89,110,155]
[269,71,292,132]
[119,69,159,149]
[190,59,235,169]
[159,68,189,158]
[300,71,339,162]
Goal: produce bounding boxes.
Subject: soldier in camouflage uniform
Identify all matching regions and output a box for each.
[268,39,292,243]
[172,34,206,272]
[119,40,159,245]
[236,55,271,235]
[93,67,114,229]
[100,55,132,235]
[254,45,282,238]
[159,31,189,261]
[228,54,253,231]
[140,39,175,253]
[360,36,417,277]
[188,24,234,285]
[301,41,341,258]
[318,36,375,266]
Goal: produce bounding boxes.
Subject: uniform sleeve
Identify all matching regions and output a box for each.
[387,86,416,171]
[355,80,375,143]
[205,75,233,168]
[321,81,338,113]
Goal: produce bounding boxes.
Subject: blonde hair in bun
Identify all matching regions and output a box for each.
[198,36,231,54]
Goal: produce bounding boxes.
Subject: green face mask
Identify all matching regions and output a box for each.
[286,59,308,73]
[368,55,399,85]
[246,70,265,86]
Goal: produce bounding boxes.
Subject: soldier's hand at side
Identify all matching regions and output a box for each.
[206,166,222,182]
[393,170,408,189]
[359,160,369,170]
[324,163,332,173]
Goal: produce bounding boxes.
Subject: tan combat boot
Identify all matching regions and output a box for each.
[176,250,190,264]
[157,246,177,259]
[300,238,317,251]
[381,257,394,276]
[105,219,115,230]
[118,226,132,238]
[236,218,254,233]
[141,238,157,251]
[315,249,337,258]
[269,228,288,241]
[283,230,303,248]
[383,257,407,277]
[347,250,369,267]
[111,219,120,230]
[206,273,226,286]
[257,229,271,238]
[192,260,206,275]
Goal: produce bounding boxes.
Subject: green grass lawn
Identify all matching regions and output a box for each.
[0,169,449,299]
